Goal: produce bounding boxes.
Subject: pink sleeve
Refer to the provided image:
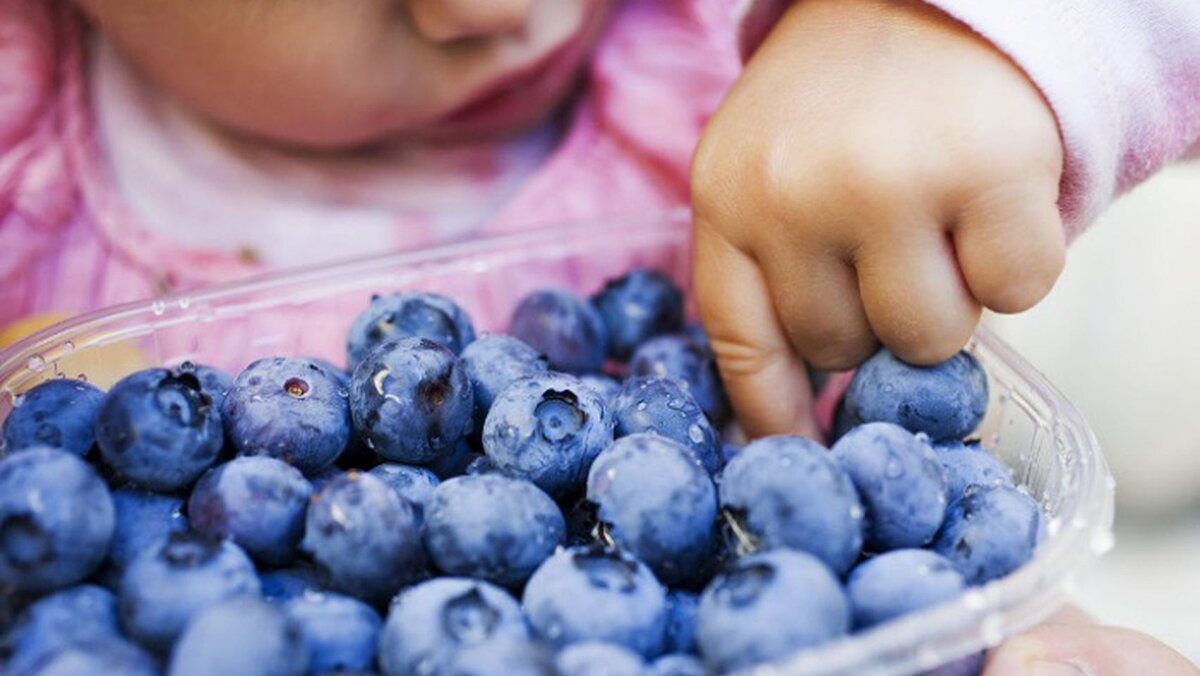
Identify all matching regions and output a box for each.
[922,0,1200,239]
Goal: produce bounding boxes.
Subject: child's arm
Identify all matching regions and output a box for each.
[692,0,1200,438]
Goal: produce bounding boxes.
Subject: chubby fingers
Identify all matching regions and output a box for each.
[983,618,1198,676]
[693,218,820,439]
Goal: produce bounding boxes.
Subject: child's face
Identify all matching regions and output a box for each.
[75,0,616,148]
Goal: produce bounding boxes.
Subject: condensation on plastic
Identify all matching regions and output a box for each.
[0,210,1113,676]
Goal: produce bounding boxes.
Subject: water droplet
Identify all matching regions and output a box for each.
[884,456,904,479]
[12,394,25,408]
[151,300,167,315]
[688,425,704,444]
[979,614,1004,646]
[61,341,75,353]
[26,355,45,372]
[77,374,88,383]
[178,297,191,309]
[337,388,349,399]
[636,401,647,411]
[961,590,986,610]
[849,505,864,521]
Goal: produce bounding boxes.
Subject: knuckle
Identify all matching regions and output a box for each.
[707,336,785,382]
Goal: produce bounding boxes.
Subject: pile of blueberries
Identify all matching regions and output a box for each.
[0,269,1043,676]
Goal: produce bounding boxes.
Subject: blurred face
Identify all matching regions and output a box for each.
[74,0,617,149]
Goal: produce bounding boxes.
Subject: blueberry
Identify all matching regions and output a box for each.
[119,531,260,653]
[301,472,424,602]
[663,590,699,655]
[578,374,621,412]
[368,463,441,519]
[284,591,381,674]
[222,357,351,475]
[459,334,548,425]
[509,289,608,374]
[696,549,850,672]
[105,489,188,577]
[17,636,158,676]
[424,438,477,480]
[1,378,104,457]
[378,577,530,676]
[845,549,966,629]
[649,654,708,676]
[629,335,727,426]
[0,447,114,593]
[482,373,613,497]
[717,442,741,468]
[443,637,556,676]
[347,291,476,368]
[188,456,313,566]
[260,564,328,603]
[2,585,120,675]
[586,434,716,586]
[611,377,720,476]
[555,641,646,676]
[718,436,863,574]
[843,349,988,442]
[350,337,474,464]
[423,474,565,587]
[168,597,308,676]
[832,423,948,551]
[933,484,1041,585]
[934,441,1014,505]
[464,453,503,476]
[590,270,684,361]
[176,361,235,412]
[522,545,668,657]
[95,367,223,491]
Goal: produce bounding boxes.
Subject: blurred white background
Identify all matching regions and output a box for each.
[985,162,1200,662]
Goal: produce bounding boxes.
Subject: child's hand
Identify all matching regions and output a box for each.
[691,0,1065,438]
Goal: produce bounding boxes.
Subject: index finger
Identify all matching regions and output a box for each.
[693,217,819,439]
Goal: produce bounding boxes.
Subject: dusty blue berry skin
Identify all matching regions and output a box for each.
[105,489,188,576]
[629,335,727,426]
[482,373,613,497]
[650,654,707,676]
[696,549,850,673]
[168,597,309,676]
[556,641,647,676]
[284,591,381,675]
[178,362,235,413]
[459,334,549,425]
[188,456,313,566]
[663,591,699,655]
[611,377,720,476]
[843,349,988,442]
[95,367,223,491]
[832,422,948,552]
[718,436,863,574]
[522,545,668,658]
[586,434,716,586]
[934,441,1014,506]
[2,378,104,458]
[509,289,609,375]
[222,357,352,475]
[590,269,685,361]
[378,577,530,676]
[846,549,966,629]
[578,374,621,412]
[933,485,1041,586]
[368,463,441,518]
[260,564,327,603]
[301,472,425,603]
[350,337,474,464]
[423,475,565,587]
[16,636,158,676]
[444,637,557,676]
[0,447,114,593]
[346,291,477,368]
[119,532,260,653]
[2,585,120,675]
[424,438,477,480]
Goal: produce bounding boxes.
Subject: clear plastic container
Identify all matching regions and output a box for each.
[0,211,1114,675]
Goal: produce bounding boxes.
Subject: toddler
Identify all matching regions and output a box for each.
[2,0,1199,672]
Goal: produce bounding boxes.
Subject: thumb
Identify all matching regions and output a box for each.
[983,614,1197,676]
[693,218,819,439]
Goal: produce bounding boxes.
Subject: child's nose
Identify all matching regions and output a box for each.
[408,0,536,42]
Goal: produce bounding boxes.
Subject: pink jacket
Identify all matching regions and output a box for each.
[2,0,1200,333]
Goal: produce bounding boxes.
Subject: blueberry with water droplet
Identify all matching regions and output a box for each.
[629,334,728,426]
[590,269,684,361]
[2,378,104,457]
[510,289,608,374]
[611,376,720,476]
[833,422,948,551]
[284,591,382,674]
[459,334,549,432]
[934,440,1014,505]
[846,549,965,628]
[346,291,476,369]
[933,484,1041,585]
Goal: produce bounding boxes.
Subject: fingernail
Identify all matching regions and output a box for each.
[1029,661,1091,676]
